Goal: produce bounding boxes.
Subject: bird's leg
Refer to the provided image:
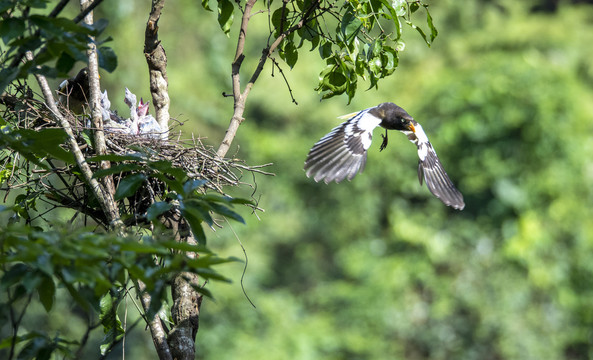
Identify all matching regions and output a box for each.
[379,129,389,151]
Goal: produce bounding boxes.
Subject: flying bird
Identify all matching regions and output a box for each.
[304,102,465,210]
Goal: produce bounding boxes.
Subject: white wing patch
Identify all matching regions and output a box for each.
[403,122,430,161]
[304,109,382,183]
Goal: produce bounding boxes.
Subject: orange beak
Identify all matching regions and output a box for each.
[407,123,416,133]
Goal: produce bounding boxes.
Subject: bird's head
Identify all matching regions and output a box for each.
[372,102,415,132]
[74,67,90,83]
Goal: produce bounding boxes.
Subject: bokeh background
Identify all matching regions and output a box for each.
[26,0,593,358]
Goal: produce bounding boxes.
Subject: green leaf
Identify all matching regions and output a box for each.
[325,68,348,93]
[180,202,207,245]
[381,45,398,75]
[201,0,212,11]
[146,202,172,221]
[85,18,109,35]
[0,18,26,43]
[340,10,362,45]
[98,46,118,72]
[378,0,401,38]
[154,173,184,194]
[114,173,146,200]
[209,202,245,224]
[92,163,143,179]
[1,263,30,289]
[37,275,55,312]
[160,240,210,254]
[193,285,214,298]
[118,242,166,254]
[425,5,438,42]
[0,67,20,94]
[183,179,208,196]
[99,292,124,356]
[319,40,333,59]
[148,160,188,182]
[182,199,214,226]
[55,52,75,73]
[408,20,429,46]
[271,7,286,37]
[201,195,254,205]
[194,267,232,282]
[30,15,92,37]
[17,128,75,164]
[87,153,146,162]
[0,1,15,13]
[283,41,298,68]
[17,333,53,360]
[217,0,234,35]
[391,0,406,16]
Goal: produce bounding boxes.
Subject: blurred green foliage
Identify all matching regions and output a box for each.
[193,1,593,359]
[0,0,117,92]
[2,0,593,359]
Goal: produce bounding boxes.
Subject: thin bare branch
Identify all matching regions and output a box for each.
[48,0,70,18]
[269,56,298,105]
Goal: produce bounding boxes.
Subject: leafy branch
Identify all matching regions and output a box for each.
[210,0,437,157]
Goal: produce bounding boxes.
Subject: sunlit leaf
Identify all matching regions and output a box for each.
[425,5,438,42]
[340,10,362,45]
[217,0,234,35]
[201,0,212,11]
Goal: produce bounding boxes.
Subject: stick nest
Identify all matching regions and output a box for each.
[0,82,272,227]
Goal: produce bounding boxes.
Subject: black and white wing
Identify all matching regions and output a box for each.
[406,122,465,210]
[304,109,382,184]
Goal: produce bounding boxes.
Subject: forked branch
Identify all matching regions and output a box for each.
[216,0,321,158]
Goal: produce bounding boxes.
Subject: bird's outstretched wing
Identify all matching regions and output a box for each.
[304,109,381,184]
[406,122,465,210]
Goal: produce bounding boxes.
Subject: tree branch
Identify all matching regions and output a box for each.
[81,0,115,196]
[144,0,170,137]
[136,279,173,360]
[160,208,202,360]
[216,0,257,158]
[216,0,321,158]
[24,51,122,228]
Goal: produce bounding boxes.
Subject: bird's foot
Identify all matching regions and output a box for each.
[379,130,388,151]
